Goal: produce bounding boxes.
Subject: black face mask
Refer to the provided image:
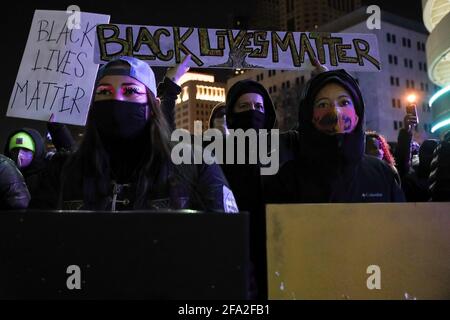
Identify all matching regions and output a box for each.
[231,110,266,130]
[91,100,149,140]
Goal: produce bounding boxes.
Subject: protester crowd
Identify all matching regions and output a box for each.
[1,55,449,299]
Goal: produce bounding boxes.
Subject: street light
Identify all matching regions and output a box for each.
[406,94,417,104]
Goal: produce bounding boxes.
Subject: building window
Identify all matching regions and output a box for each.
[407,39,411,48]
[397,99,402,108]
[392,98,396,108]
[402,38,406,47]
[392,34,396,43]
[301,76,305,84]
[286,81,290,88]
[396,77,399,86]
[269,87,273,94]
[411,80,415,89]
[394,56,398,65]
[282,82,285,89]
[404,58,408,68]
[421,43,426,51]
[387,33,391,43]
[399,121,403,129]
[406,80,410,88]
[394,121,398,130]
[256,75,260,81]
[419,62,422,71]
[390,76,394,86]
[296,77,300,85]
[409,60,413,69]
[388,55,393,64]
[273,85,277,92]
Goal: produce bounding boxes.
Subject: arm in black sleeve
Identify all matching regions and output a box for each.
[47,122,76,152]
[28,152,69,209]
[395,128,412,179]
[0,156,30,209]
[157,77,181,132]
[194,151,239,213]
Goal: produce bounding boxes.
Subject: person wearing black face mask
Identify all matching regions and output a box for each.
[219,80,277,300]
[30,56,238,213]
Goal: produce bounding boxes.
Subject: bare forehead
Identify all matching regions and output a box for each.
[236,93,264,103]
[315,82,351,99]
[97,75,145,87]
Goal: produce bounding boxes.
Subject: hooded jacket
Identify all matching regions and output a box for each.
[222,79,278,299]
[4,128,47,178]
[225,79,277,131]
[0,154,30,209]
[265,70,405,203]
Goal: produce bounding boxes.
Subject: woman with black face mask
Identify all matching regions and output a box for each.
[31,56,238,213]
[217,80,276,300]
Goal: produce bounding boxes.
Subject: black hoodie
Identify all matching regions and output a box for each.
[222,79,277,299]
[265,70,405,203]
[4,128,47,178]
[225,79,277,130]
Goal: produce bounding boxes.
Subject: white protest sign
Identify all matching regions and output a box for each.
[7,10,110,126]
[94,24,381,72]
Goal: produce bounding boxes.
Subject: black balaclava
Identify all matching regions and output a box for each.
[298,70,365,171]
[225,80,276,131]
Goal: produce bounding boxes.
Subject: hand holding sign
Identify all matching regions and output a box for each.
[311,57,329,77]
[165,54,191,85]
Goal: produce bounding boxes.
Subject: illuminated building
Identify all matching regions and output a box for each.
[422,0,450,135]
[175,72,226,133]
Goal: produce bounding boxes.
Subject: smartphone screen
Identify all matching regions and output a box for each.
[406,104,419,124]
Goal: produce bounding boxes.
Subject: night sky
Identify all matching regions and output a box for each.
[0,0,424,149]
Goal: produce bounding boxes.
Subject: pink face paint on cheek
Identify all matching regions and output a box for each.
[336,107,358,133]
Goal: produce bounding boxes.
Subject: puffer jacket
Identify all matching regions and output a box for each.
[0,154,30,209]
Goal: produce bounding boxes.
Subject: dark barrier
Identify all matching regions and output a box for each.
[0,210,249,300]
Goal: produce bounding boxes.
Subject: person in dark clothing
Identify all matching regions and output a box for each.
[394,114,418,180]
[265,69,405,203]
[30,56,238,213]
[4,113,76,188]
[0,154,30,209]
[429,131,450,201]
[402,139,438,201]
[4,128,48,197]
[365,131,400,184]
[220,79,278,300]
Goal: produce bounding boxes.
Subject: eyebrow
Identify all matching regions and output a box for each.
[314,97,329,104]
[97,82,143,87]
[121,82,142,86]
